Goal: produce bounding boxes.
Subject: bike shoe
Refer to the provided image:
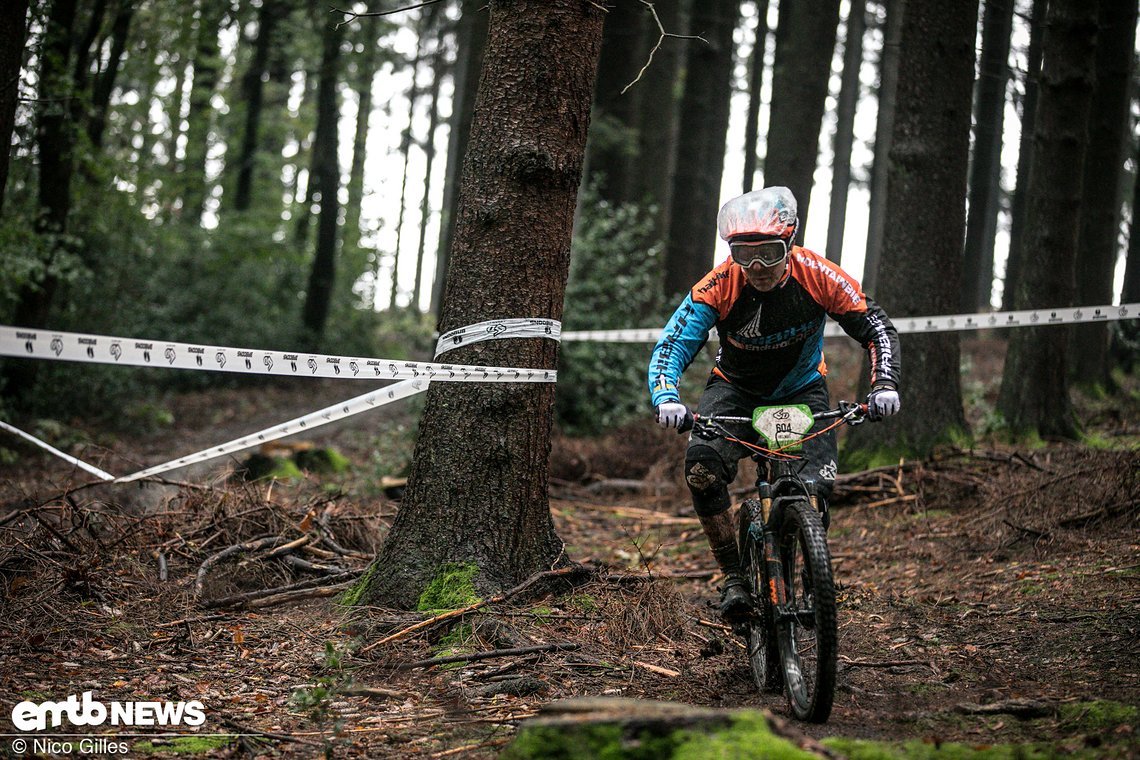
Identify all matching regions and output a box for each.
[719,575,751,621]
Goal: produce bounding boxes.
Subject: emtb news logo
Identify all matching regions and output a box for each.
[11,692,206,731]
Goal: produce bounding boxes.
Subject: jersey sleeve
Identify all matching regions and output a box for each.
[790,250,901,390]
[647,294,718,406]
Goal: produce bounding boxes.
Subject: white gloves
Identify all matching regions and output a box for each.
[655,402,688,429]
[868,388,901,419]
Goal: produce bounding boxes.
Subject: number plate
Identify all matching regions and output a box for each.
[751,404,814,451]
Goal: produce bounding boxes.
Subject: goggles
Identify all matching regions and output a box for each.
[729,238,789,268]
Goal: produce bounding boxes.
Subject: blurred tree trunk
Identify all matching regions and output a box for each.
[1069,0,1136,389]
[630,0,686,229]
[663,0,741,298]
[864,0,904,296]
[0,0,30,214]
[344,32,378,252]
[180,0,228,224]
[86,0,136,149]
[847,0,975,461]
[1001,0,1043,312]
[1117,148,1140,371]
[300,17,343,341]
[432,0,489,318]
[825,0,867,264]
[961,0,1014,312]
[232,0,287,212]
[996,0,1099,440]
[412,31,445,311]
[764,0,841,242]
[581,0,646,205]
[742,0,770,193]
[356,0,604,609]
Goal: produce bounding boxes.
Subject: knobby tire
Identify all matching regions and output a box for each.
[738,500,780,692]
[776,500,838,722]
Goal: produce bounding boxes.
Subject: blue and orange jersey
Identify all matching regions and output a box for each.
[648,246,901,406]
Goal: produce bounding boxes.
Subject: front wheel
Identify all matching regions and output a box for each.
[775,500,838,722]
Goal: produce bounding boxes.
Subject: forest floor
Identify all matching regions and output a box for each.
[0,337,1137,759]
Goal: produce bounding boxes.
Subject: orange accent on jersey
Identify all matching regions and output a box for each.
[788,248,868,315]
[690,258,747,320]
[818,354,829,377]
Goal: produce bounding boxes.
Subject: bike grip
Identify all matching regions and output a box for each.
[678,408,695,433]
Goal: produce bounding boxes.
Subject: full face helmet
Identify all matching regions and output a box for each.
[717,186,800,269]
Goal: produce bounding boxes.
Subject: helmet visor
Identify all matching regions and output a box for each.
[729,239,788,268]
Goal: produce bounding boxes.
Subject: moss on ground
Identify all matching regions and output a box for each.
[1057,699,1137,732]
[336,561,377,607]
[293,446,351,474]
[133,736,232,755]
[417,562,481,612]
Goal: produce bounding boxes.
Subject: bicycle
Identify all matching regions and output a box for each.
[680,399,869,723]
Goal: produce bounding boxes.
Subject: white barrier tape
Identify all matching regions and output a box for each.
[560,303,1138,343]
[0,326,556,383]
[114,378,428,483]
[435,318,561,358]
[0,420,115,481]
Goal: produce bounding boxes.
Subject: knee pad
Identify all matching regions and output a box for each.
[685,447,732,517]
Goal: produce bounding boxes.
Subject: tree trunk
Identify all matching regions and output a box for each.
[0,0,30,214]
[413,31,445,312]
[431,0,489,318]
[630,0,686,230]
[763,0,841,242]
[864,0,904,296]
[847,0,976,461]
[996,0,1098,439]
[180,0,228,225]
[1069,0,1136,389]
[581,0,647,205]
[961,0,1014,312]
[824,0,867,264]
[231,0,286,212]
[344,35,378,253]
[663,0,741,298]
[742,0,770,193]
[86,0,136,150]
[1123,144,1139,306]
[356,0,604,609]
[300,17,343,341]
[1001,0,1043,312]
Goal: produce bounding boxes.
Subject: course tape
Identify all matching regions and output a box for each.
[560,303,1138,343]
[0,325,556,383]
[435,318,561,358]
[0,420,116,481]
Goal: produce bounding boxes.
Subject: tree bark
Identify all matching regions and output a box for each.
[848,0,976,460]
[300,16,343,341]
[864,0,904,296]
[1069,0,1136,388]
[231,0,287,212]
[180,0,228,224]
[824,0,867,264]
[344,34,378,252]
[0,0,30,214]
[86,0,136,150]
[1002,0,1044,312]
[742,0,770,193]
[961,0,1015,312]
[357,0,604,609]
[996,0,1099,439]
[431,0,489,318]
[763,0,841,242]
[663,0,741,298]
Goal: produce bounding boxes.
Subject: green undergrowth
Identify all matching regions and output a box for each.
[132,736,232,755]
[822,737,1123,759]
[503,712,815,760]
[417,562,481,612]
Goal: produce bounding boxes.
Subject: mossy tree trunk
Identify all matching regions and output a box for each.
[356,0,604,610]
[846,0,976,462]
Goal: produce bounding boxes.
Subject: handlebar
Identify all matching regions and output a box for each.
[677,399,870,435]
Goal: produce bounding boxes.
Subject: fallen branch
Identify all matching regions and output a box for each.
[955,699,1054,719]
[399,642,581,670]
[220,717,323,747]
[839,657,929,669]
[241,582,355,610]
[359,565,587,654]
[204,570,362,609]
[1058,499,1137,527]
[194,536,290,599]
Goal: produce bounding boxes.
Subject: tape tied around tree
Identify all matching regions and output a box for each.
[434,318,562,358]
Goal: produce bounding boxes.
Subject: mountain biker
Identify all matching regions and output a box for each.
[648,186,902,619]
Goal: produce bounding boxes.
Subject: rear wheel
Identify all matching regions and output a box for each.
[775,500,837,722]
[738,500,780,692]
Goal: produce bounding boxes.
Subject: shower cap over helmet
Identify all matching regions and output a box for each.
[717,186,799,242]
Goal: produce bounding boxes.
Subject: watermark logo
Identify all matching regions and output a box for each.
[11,692,206,731]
